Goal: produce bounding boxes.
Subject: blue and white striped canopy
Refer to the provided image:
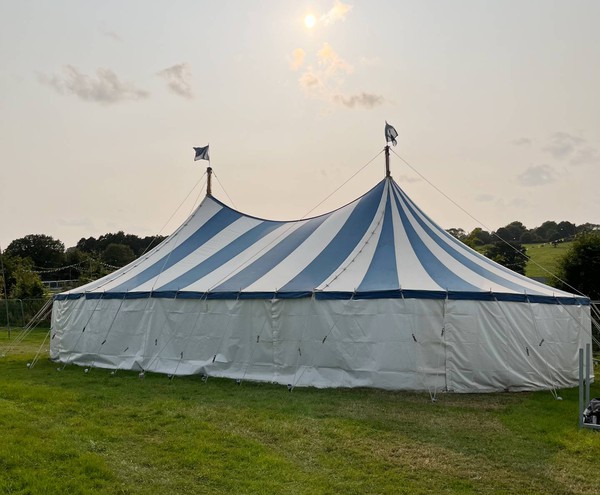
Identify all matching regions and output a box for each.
[57,178,587,305]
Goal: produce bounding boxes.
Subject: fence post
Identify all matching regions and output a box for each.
[0,245,9,338]
[579,348,584,428]
[18,299,24,328]
[1,298,10,339]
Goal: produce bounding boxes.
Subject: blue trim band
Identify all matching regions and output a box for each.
[53,290,590,305]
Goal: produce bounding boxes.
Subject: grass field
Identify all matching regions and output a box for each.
[0,329,599,494]
[472,242,571,282]
[523,242,573,280]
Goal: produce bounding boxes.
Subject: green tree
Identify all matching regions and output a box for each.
[520,231,542,243]
[556,221,577,240]
[0,255,45,299]
[533,221,558,242]
[77,232,164,257]
[5,234,65,279]
[484,242,528,275]
[446,228,467,241]
[464,227,493,248]
[556,232,600,300]
[576,223,600,234]
[495,221,528,243]
[12,263,45,299]
[101,243,135,267]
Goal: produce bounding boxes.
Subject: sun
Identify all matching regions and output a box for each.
[304,14,316,29]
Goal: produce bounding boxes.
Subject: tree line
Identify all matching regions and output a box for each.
[1,220,599,300]
[445,220,600,299]
[0,232,164,299]
[447,220,600,247]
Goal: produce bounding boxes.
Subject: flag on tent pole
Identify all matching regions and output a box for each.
[385,122,398,146]
[193,145,210,161]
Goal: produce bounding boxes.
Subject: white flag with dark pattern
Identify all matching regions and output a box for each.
[385,122,398,146]
[193,145,210,161]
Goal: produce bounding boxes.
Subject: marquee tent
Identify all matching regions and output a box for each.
[51,171,592,392]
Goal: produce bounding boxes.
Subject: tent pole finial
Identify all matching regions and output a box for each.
[385,145,391,178]
[207,166,213,196]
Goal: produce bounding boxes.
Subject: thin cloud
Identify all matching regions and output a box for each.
[318,42,353,75]
[58,217,95,229]
[321,1,353,25]
[570,146,600,166]
[475,194,495,202]
[295,42,383,111]
[332,92,384,109]
[299,71,322,90]
[543,132,584,159]
[512,137,532,146]
[99,25,122,42]
[359,56,382,67]
[289,48,306,71]
[540,131,600,166]
[38,65,149,105]
[507,197,529,208]
[517,165,556,187]
[157,63,193,99]
[494,197,530,209]
[396,175,421,184]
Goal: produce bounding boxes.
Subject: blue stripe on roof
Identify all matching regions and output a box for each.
[109,205,242,292]
[392,182,564,295]
[212,213,330,292]
[280,180,386,292]
[357,188,399,291]
[393,183,548,295]
[155,219,284,291]
[392,186,479,292]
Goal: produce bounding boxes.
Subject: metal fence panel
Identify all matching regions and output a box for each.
[0,298,51,328]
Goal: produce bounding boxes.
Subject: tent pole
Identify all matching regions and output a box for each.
[207,166,213,196]
[385,145,390,177]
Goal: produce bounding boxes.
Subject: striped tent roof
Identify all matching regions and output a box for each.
[57,178,587,304]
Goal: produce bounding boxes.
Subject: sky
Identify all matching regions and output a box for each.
[1,0,599,250]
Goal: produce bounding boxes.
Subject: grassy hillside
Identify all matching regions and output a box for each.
[523,242,572,280]
[0,329,599,494]
[473,241,570,282]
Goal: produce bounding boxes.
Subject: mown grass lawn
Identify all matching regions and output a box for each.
[0,329,598,495]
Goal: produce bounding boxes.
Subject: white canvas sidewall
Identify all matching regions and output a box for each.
[50,297,591,392]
